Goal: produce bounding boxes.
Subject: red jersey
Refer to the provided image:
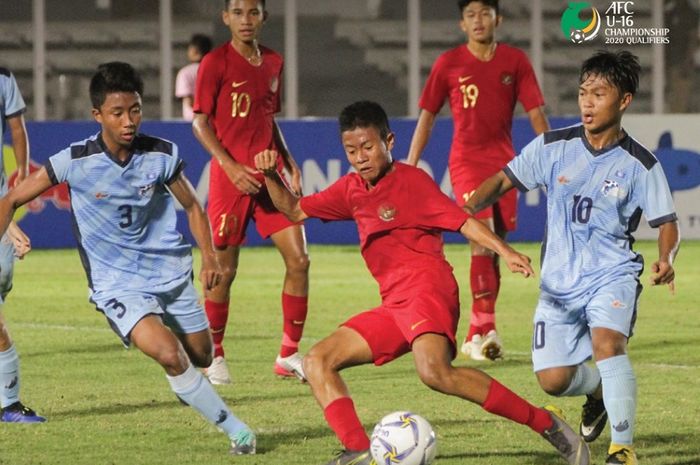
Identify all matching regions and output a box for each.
[419,43,544,174]
[194,42,282,173]
[300,162,469,303]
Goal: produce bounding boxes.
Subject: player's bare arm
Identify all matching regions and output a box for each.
[192,112,261,195]
[464,170,515,216]
[167,172,222,290]
[527,106,550,135]
[650,220,680,291]
[254,150,308,223]
[272,120,302,196]
[406,109,437,166]
[459,218,533,277]
[7,221,31,259]
[7,114,29,186]
[0,167,53,239]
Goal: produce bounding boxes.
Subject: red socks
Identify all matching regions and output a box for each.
[467,255,499,340]
[204,299,229,358]
[482,379,553,434]
[280,293,308,357]
[324,397,370,451]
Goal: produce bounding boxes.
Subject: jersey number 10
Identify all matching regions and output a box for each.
[571,195,593,224]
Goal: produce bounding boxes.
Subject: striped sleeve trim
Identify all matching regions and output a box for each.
[503,166,528,192]
[165,160,186,185]
[648,213,678,228]
[45,160,59,185]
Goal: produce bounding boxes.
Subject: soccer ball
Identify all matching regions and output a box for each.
[570,29,585,44]
[370,411,437,465]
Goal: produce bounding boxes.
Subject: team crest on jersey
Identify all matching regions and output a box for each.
[601,179,624,198]
[139,183,155,197]
[500,72,513,85]
[270,76,279,93]
[377,204,397,222]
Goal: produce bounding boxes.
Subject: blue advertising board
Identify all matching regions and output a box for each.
[5,115,698,248]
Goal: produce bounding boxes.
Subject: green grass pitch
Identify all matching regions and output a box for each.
[1,241,698,465]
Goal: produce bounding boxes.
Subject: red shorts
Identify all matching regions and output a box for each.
[451,174,518,232]
[208,171,297,248]
[343,286,460,366]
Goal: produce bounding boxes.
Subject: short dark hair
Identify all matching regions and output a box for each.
[223,0,265,9]
[579,50,641,96]
[89,62,144,109]
[458,0,499,16]
[338,101,391,140]
[189,34,213,56]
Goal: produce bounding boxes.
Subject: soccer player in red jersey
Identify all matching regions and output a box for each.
[255,101,588,465]
[192,0,309,384]
[407,0,549,361]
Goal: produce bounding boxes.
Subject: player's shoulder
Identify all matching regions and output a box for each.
[394,161,434,183]
[435,45,466,64]
[68,134,105,160]
[200,43,229,67]
[618,133,658,171]
[543,124,584,146]
[132,134,176,156]
[0,66,11,78]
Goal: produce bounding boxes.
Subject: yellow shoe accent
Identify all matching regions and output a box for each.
[606,444,638,465]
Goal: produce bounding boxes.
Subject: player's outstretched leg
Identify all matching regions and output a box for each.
[598,355,637,465]
[413,334,589,464]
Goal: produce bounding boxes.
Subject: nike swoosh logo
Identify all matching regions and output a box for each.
[232,81,248,88]
[292,320,305,325]
[459,75,472,83]
[411,319,429,331]
[474,291,492,299]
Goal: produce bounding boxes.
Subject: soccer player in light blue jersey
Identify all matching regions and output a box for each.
[463,51,680,465]
[0,62,255,454]
[0,66,45,423]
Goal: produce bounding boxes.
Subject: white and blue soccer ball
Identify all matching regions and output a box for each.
[570,29,585,43]
[370,411,437,465]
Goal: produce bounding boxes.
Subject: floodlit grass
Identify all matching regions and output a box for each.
[1,241,698,465]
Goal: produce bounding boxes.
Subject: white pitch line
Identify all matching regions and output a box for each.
[14,322,110,332]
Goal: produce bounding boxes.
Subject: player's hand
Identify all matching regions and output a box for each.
[199,253,222,291]
[503,249,534,278]
[221,159,261,195]
[650,260,675,294]
[254,149,280,178]
[7,222,31,259]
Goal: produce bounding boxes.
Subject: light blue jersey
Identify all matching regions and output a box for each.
[0,67,26,193]
[46,133,193,295]
[505,124,676,304]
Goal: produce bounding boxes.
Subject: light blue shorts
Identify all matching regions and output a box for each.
[91,276,209,347]
[0,232,16,302]
[531,278,641,372]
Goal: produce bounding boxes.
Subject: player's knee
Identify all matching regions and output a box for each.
[189,349,213,368]
[155,346,189,373]
[536,373,570,396]
[286,253,310,276]
[416,361,451,393]
[218,265,237,286]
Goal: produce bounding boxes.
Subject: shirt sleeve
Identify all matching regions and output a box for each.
[193,54,218,115]
[413,169,470,231]
[3,72,26,118]
[299,176,353,221]
[515,52,545,112]
[503,135,548,192]
[418,55,448,114]
[163,143,185,185]
[45,148,72,185]
[636,163,677,227]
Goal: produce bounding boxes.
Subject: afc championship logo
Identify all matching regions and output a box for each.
[561,2,602,44]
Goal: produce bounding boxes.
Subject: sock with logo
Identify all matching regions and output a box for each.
[280,293,308,357]
[0,344,20,408]
[166,363,249,439]
[561,363,601,396]
[204,299,229,358]
[324,397,370,451]
[466,255,498,341]
[597,355,636,445]
[482,379,553,434]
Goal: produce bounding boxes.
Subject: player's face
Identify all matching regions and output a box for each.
[460,2,500,44]
[578,74,632,135]
[342,125,395,187]
[223,0,266,44]
[92,91,142,152]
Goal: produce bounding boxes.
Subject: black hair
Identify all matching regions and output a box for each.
[189,34,213,57]
[338,101,391,140]
[579,50,641,96]
[223,0,265,9]
[89,62,143,109]
[458,0,499,16]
